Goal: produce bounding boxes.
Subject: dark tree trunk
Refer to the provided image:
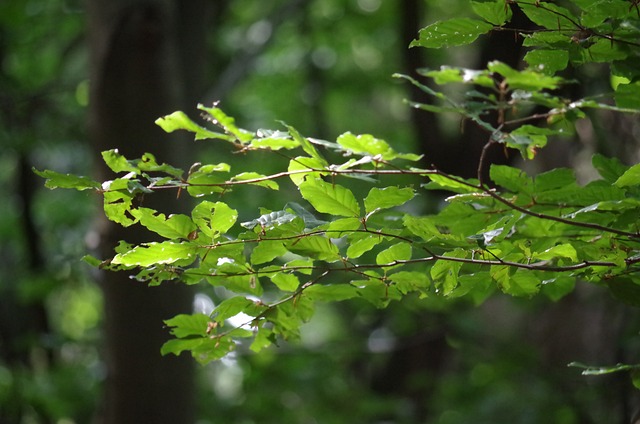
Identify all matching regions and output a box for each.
[87,1,210,422]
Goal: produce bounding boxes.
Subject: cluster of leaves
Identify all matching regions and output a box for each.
[414,0,640,104]
[36,0,640,380]
[37,101,640,364]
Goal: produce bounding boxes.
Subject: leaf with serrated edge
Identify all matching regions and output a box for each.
[299,178,361,217]
[112,241,197,267]
[365,186,415,214]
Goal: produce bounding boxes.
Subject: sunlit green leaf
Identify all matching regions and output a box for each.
[271,272,300,292]
[347,233,384,259]
[155,110,232,141]
[423,173,481,193]
[250,240,287,265]
[102,149,138,173]
[533,244,578,262]
[212,297,260,323]
[230,172,278,190]
[614,163,640,188]
[488,61,563,91]
[288,156,328,186]
[160,338,206,357]
[164,313,210,338]
[471,0,512,25]
[286,124,326,164]
[197,104,254,143]
[192,201,238,238]
[376,242,412,267]
[33,168,100,191]
[112,241,197,267]
[336,132,420,161]
[131,207,197,240]
[250,130,299,150]
[286,235,340,262]
[299,178,361,217]
[364,186,415,214]
[410,18,493,48]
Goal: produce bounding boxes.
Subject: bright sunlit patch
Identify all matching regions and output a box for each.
[193,293,215,315]
[357,0,381,13]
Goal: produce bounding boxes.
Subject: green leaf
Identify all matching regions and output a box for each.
[102,149,138,173]
[299,178,361,217]
[364,186,415,214]
[231,172,279,190]
[33,168,100,191]
[288,156,328,186]
[336,132,420,161]
[82,255,103,268]
[431,249,466,295]
[615,82,640,109]
[164,313,211,338]
[541,275,575,302]
[102,179,136,226]
[131,207,197,240]
[488,61,563,91]
[423,173,481,193]
[326,217,362,233]
[250,130,299,150]
[111,241,197,267]
[410,18,493,48]
[347,233,384,259]
[286,235,340,262]
[271,272,300,292]
[241,210,298,231]
[496,268,540,297]
[490,165,531,193]
[250,240,287,265]
[533,244,578,262]
[304,284,358,302]
[134,152,184,178]
[197,104,254,143]
[533,167,576,192]
[250,327,276,353]
[471,0,512,25]
[592,154,628,184]
[403,215,441,241]
[524,49,569,74]
[376,242,412,266]
[614,163,640,188]
[518,2,576,30]
[186,164,230,197]
[192,201,238,238]
[388,271,431,295]
[212,297,260,323]
[160,338,206,357]
[423,67,494,87]
[286,124,326,164]
[155,110,232,141]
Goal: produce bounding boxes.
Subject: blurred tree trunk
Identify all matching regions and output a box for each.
[87,1,211,422]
